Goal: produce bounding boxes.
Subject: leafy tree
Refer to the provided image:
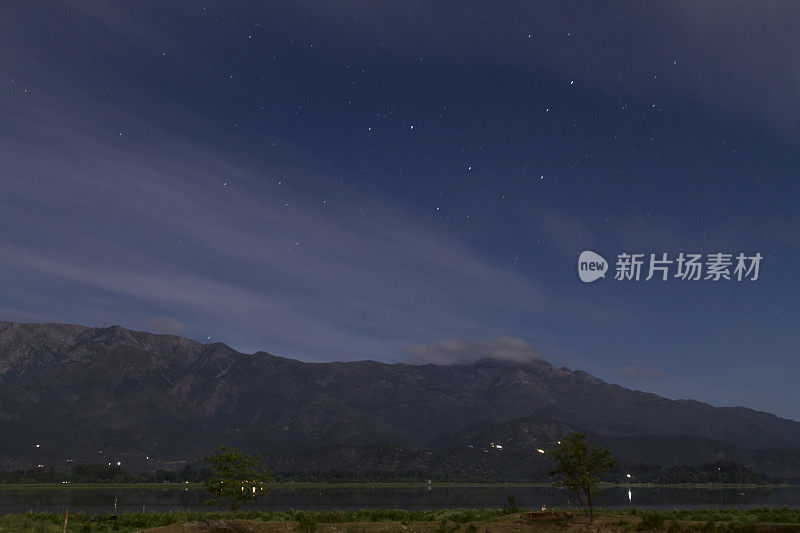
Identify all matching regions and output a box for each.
[550,433,618,521]
[203,446,273,513]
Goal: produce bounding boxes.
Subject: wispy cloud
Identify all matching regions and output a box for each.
[141,316,186,336]
[0,82,557,360]
[303,2,800,139]
[406,336,540,365]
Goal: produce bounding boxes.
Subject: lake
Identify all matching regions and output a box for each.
[2,484,800,514]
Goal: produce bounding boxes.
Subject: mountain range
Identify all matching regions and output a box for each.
[1,321,799,479]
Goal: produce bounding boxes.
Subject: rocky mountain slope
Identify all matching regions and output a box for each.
[1,321,799,477]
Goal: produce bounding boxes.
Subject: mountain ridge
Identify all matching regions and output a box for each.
[1,321,799,478]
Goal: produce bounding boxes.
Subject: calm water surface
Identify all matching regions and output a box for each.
[2,485,800,514]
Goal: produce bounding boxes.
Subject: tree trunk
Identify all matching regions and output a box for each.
[573,488,585,514]
[586,488,594,522]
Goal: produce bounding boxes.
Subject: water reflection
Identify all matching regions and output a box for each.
[1,485,799,514]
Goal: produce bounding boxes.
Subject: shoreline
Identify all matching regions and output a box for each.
[0,481,795,491]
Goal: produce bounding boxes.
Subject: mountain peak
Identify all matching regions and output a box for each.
[1,321,799,476]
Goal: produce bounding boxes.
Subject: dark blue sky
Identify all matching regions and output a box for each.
[1,2,798,418]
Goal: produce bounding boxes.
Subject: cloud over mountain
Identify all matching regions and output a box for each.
[406,336,539,365]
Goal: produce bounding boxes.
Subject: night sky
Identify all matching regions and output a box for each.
[1,2,799,418]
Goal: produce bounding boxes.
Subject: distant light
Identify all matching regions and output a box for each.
[34,444,40,448]
[116,461,122,466]
[537,449,545,454]
[495,444,503,449]
[626,473,631,478]
[628,489,632,502]
[557,441,561,445]
[37,464,44,468]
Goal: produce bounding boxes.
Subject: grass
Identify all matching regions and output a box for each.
[0,509,507,533]
[622,507,800,524]
[3,508,800,532]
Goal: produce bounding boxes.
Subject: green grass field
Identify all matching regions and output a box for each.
[4,508,800,532]
[0,509,503,532]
